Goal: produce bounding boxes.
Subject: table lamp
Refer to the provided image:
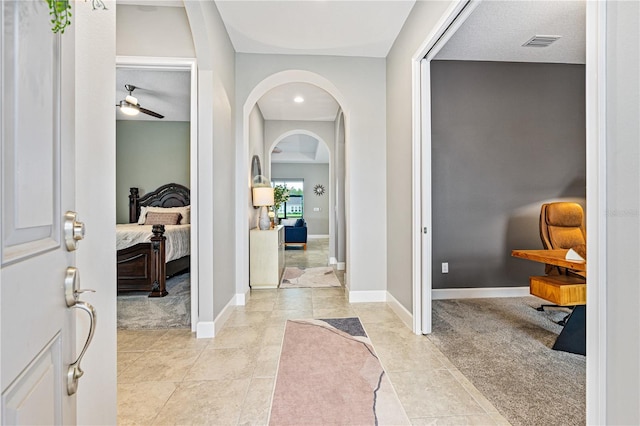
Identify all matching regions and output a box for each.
[252,186,274,230]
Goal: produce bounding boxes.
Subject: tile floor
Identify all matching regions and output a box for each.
[117,237,510,425]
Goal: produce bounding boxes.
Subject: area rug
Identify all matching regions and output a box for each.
[269,318,409,425]
[280,266,341,288]
[117,273,190,329]
[429,296,585,426]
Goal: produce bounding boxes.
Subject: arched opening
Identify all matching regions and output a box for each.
[238,71,349,295]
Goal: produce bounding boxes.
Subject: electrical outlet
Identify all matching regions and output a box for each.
[442,262,449,274]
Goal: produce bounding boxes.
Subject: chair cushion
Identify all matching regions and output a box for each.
[546,202,583,227]
[295,218,306,227]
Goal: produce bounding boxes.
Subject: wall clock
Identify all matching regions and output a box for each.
[313,184,325,196]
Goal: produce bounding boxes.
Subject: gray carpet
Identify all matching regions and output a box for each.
[117,273,190,329]
[429,296,585,426]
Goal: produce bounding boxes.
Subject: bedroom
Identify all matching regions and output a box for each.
[115,66,194,329]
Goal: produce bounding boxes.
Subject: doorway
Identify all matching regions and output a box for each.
[411,0,605,421]
[115,56,199,330]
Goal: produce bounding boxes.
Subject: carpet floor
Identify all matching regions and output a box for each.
[117,272,190,329]
[270,318,409,425]
[280,266,342,288]
[429,296,585,426]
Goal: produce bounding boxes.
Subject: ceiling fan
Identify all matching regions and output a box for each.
[117,84,164,119]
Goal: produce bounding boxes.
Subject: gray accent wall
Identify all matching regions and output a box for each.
[271,163,330,235]
[431,60,585,289]
[116,121,190,223]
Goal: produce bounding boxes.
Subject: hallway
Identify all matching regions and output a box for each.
[117,237,507,424]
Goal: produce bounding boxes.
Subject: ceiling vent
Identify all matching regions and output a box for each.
[522,35,561,48]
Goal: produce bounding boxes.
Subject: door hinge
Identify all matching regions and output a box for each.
[423,227,427,234]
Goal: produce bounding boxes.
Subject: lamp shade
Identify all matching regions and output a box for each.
[252,187,274,207]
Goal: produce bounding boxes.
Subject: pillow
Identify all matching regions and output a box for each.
[295,218,305,227]
[280,218,297,227]
[138,205,190,225]
[144,212,182,225]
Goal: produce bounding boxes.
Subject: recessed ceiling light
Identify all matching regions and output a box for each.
[294,96,304,103]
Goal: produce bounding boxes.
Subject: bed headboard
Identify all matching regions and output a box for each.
[129,183,191,223]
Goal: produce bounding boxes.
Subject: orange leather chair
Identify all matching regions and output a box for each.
[539,202,586,277]
[537,202,586,320]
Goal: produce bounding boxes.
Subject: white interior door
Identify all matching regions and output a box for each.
[1,2,85,423]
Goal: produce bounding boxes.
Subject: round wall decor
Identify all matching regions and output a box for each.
[313,184,325,196]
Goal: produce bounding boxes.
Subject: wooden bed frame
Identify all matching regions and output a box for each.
[116,183,191,297]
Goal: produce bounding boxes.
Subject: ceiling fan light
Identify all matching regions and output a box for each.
[125,94,138,105]
[120,100,140,116]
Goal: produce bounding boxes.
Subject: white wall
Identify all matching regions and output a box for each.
[236,54,387,297]
[385,1,456,310]
[116,5,194,57]
[604,1,640,422]
[183,2,236,331]
[75,1,117,424]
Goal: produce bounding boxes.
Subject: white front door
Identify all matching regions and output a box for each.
[1,1,85,423]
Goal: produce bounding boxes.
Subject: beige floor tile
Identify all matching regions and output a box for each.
[117,352,145,377]
[240,298,276,312]
[252,345,282,378]
[184,347,257,381]
[410,414,501,425]
[268,309,314,324]
[248,289,278,300]
[118,381,177,425]
[152,379,250,425]
[389,370,487,419]
[313,307,357,318]
[225,310,272,328]
[311,286,346,298]
[354,304,405,324]
[312,295,350,309]
[118,349,203,384]
[147,329,209,351]
[374,342,445,372]
[261,325,286,346]
[208,325,265,349]
[276,287,313,299]
[237,378,275,426]
[274,296,313,311]
[448,368,501,415]
[117,329,168,352]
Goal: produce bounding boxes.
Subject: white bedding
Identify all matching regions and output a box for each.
[116,224,190,262]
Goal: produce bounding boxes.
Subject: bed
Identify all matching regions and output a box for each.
[116,183,191,297]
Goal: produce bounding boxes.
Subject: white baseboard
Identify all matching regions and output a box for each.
[196,322,215,338]
[386,292,413,329]
[336,262,345,271]
[349,290,387,303]
[213,296,236,335]
[432,286,530,300]
[235,288,250,305]
[329,257,337,265]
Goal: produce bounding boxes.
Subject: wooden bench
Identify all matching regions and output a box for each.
[529,275,586,306]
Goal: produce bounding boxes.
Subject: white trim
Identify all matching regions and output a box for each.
[196,322,215,339]
[329,257,337,265]
[115,56,200,332]
[349,290,386,303]
[212,296,236,336]
[432,287,530,300]
[386,292,413,330]
[235,289,250,306]
[411,0,479,336]
[585,1,607,423]
[336,262,346,271]
[308,234,330,239]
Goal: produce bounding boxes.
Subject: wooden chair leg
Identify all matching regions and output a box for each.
[303,243,307,250]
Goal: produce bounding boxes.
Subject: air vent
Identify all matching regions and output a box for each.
[522,35,561,48]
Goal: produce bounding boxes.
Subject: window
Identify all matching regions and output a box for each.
[273,179,303,219]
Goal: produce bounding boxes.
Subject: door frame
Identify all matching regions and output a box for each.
[410,0,607,423]
[115,56,199,331]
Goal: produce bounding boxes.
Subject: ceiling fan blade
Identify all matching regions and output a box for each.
[139,107,164,119]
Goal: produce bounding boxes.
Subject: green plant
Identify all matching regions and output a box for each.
[273,184,290,213]
[46,0,72,34]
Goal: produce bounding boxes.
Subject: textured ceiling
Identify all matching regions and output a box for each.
[435,1,586,64]
[257,83,339,122]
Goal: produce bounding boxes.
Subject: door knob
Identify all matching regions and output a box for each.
[64,211,85,251]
